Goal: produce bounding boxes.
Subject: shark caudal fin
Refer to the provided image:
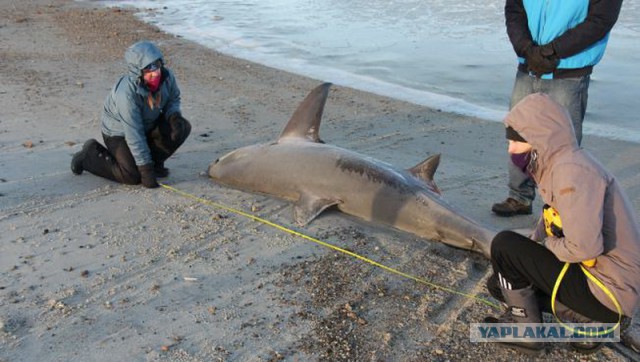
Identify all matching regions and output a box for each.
[408,154,442,194]
[278,83,332,142]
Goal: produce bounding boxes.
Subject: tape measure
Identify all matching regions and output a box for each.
[543,204,596,268]
[544,209,622,335]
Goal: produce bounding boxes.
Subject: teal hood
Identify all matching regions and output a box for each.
[124,41,164,77]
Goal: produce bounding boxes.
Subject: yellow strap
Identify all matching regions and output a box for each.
[159,183,501,310]
[551,262,623,336]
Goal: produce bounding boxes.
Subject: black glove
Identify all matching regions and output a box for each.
[549,223,564,238]
[138,164,159,188]
[525,44,559,77]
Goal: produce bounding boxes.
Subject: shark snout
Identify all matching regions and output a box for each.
[207,159,219,177]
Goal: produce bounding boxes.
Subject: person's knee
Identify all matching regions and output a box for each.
[169,114,191,144]
[177,117,191,142]
[118,167,141,185]
[491,230,520,258]
[182,118,191,137]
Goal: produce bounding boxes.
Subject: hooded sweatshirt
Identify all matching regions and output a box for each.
[101,41,181,166]
[504,93,640,317]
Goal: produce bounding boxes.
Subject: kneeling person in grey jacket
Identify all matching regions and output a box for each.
[71,40,191,188]
[485,93,640,355]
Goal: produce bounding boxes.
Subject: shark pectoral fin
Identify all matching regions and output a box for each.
[292,194,340,226]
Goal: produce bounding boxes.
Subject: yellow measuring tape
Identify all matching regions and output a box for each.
[545,204,623,335]
[552,262,623,336]
[159,183,501,310]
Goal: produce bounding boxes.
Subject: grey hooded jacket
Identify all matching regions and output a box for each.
[505,93,640,317]
[101,41,181,166]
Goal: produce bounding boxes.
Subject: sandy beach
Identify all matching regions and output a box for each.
[1,1,639,361]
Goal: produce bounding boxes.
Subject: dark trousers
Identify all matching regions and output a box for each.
[490,231,619,323]
[84,115,191,184]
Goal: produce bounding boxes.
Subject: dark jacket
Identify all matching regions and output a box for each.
[505,93,640,317]
[101,41,181,166]
[505,0,622,79]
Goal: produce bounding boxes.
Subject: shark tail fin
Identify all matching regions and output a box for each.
[278,83,332,143]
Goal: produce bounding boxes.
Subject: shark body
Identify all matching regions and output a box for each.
[208,83,496,257]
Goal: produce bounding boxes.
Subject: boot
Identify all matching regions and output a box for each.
[487,273,547,309]
[551,302,603,354]
[71,139,99,175]
[79,140,119,181]
[153,161,169,178]
[621,317,639,353]
[491,197,532,216]
[485,285,545,355]
[487,273,506,305]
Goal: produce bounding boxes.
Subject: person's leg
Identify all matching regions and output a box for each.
[492,70,535,216]
[539,76,590,145]
[507,71,537,203]
[509,70,536,108]
[71,139,98,175]
[491,230,622,354]
[506,162,536,205]
[102,135,142,185]
[491,230,619,323]
[147,113,191,174]
[71,138,125,182]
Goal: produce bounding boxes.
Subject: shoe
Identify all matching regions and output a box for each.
[555,301,607,354]
[483,315,545,355]
[154,162,169,178]
[483,285,545,356]
[570,341,603,354]
[621,317,640,353]
[492,198,532,216]
[71,139,99,175]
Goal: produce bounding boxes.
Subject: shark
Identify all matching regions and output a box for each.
[208,83,497,258]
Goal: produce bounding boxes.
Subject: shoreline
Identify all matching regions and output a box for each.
[1,1,639,361]
[104,0,640,144]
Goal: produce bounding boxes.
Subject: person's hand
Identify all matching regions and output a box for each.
[138,164,160,188]
[526,44,559,77]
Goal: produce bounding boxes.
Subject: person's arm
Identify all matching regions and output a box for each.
[115,89,153,167]
[551,0,623,58]
[505,0,534,57]
[529,215,547,243]
[116,93,158,188]
[162,69,182,118]
[545,166,606,262]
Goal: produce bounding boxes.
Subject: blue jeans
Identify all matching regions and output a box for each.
[507,70,590,204]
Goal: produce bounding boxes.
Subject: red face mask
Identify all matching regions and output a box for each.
[143,68,162,92]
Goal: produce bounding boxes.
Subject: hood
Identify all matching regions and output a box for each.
[124,41,164,78]
[504,93,579,178]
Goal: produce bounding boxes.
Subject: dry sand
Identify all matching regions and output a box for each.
[1,1,640,361]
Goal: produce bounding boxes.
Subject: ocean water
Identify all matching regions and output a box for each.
[99,0,639,142]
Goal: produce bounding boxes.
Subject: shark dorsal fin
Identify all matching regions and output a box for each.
[409,154,441,182]
[409,154,442,194]
[278,82,331,142]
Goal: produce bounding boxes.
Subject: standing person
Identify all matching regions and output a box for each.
[71,40,191,188]
[485,93,640,355]
[492,0,623,216]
